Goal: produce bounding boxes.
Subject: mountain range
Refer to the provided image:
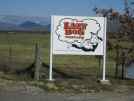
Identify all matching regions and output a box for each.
[0,15,50,32]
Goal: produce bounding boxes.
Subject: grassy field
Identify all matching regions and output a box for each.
[0,32,48,68]
[0,31,133,80]
[0,31,134,93]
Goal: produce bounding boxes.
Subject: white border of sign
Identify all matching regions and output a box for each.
[49,15,107,81]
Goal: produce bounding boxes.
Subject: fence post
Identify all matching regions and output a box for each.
[115,45,119,78]
[121,50,126,80]
[97,56,101,78]
[34,43,42,80]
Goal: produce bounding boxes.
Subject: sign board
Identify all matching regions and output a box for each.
[49,15,107,81]
[51,16,106,55]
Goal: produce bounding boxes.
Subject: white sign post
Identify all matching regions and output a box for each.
[102,18,107,81]
[50,15,108,81]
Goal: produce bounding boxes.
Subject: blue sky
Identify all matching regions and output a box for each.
[0,0,125,17]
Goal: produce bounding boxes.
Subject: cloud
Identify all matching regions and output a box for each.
[55,18,102,51]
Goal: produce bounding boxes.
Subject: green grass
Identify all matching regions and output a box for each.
[0,32,134,93]
[0,31,133,80]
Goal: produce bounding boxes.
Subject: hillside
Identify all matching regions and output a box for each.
[0,15,50,32]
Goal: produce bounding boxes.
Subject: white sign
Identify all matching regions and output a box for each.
[49,15,107,81]
[51,16,106,55]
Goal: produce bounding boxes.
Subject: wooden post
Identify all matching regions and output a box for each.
[34,43,42,80]
[121,51,126,80]
[97,56,101,78]
[115,45,119,78]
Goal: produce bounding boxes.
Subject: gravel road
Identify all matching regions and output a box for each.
[0,90,134,101]
[0,79,134,101]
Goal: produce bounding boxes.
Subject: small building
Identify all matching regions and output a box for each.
[95,9,121,33]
